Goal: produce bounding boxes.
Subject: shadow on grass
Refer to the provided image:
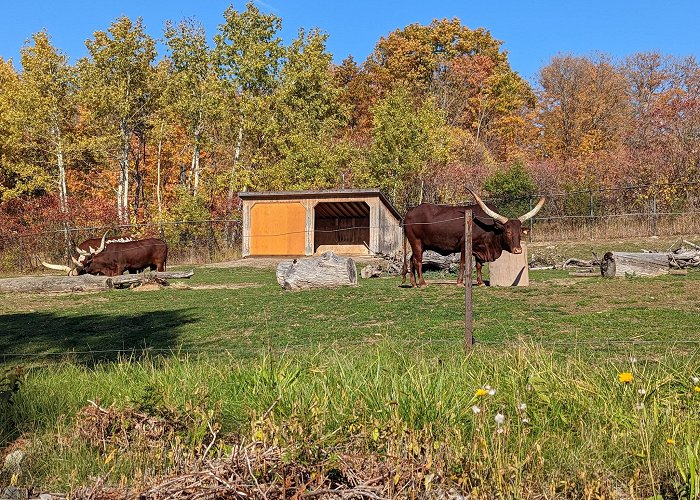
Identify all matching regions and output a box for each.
[0,309,198,366]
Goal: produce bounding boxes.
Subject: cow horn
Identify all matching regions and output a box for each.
[76,246,91,256]
[42,261,73,273]
[519,197,546,222]
[467,189,508,224]
[92,232,108,255]
[71,256,84,268]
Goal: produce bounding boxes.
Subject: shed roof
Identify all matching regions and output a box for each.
[238,189,402,220]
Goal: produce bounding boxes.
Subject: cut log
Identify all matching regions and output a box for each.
[0,274,112,293]
[489,244,529,286]
[600,251,669,278]
[276,252,357,291]
[108,270,194,288]
[0,270,194,293]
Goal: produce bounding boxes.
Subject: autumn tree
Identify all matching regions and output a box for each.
[364,18,533,160]
[15,31,77,217]
[538,55,630,164]
[78,16,157,224]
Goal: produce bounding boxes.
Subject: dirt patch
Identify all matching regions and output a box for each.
[131,283,163,292]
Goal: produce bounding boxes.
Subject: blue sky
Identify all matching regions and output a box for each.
[2,0,699,84]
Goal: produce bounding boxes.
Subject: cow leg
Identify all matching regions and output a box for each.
[457,249,465,286]
[415,245,427,287]
[476,261,484,286]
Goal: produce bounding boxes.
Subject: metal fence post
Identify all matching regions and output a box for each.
[652,192,658,236]
[528,197,534,242]
[589,189,594,239]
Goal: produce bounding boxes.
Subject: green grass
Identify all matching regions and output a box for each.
[1,263,700,497]
[1,266,699,366]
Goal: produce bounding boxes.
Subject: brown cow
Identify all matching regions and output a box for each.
[78,237,168,276]
[42,233,133,275]
[402,190,545,287]
[42,234,166,276]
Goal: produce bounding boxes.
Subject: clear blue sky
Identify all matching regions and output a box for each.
[2,0,699,84]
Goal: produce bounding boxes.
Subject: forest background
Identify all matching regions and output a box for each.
[1,2,699,251]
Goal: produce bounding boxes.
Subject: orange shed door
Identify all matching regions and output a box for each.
[250,202,306,255]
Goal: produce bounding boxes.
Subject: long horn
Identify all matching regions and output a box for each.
[71,256,84,268]
[519,197,546,222]
[93,232,108,255]
[467,188,508,224]
[42,261,73,273]
[76,246,91,256]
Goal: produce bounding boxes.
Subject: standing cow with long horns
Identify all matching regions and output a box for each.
[401,189,545,287]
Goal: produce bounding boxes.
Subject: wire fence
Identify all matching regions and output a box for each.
[4,182,700,273]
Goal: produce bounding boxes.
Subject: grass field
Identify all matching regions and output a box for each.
[1,250,700,497]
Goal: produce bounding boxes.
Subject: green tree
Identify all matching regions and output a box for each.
[362,85,449,210]
[263,28,348,190]
[483,161,535,217]
[78,16,157,224]
[163,18,219,196]
[214,1,284,214]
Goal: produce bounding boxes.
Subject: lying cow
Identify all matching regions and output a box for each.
[402,189,545,287]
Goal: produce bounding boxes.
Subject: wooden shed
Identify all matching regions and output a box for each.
[239,189,403,257]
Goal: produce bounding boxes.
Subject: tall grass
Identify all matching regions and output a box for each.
[3,342,699,497]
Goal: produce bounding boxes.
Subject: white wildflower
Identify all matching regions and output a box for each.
[494,412,505,426]
[518,403,527,411]
[488,388,496,396]
[692,376,699,384]
[522,417,530,424]
[496,427,505,434]
[471,405,481,415]
[637,388,646,396]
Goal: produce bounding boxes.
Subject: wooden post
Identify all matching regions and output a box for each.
[465,209,473,352]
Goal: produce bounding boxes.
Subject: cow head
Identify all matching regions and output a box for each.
[41,232,108,275]
[468,189,546,254]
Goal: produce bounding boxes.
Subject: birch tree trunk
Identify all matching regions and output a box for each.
[119,121,130,224]
[156,123,163,219]
[224,119,244,245]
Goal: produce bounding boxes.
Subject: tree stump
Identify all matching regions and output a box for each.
[276,252,357,291]
[600,251,669,278]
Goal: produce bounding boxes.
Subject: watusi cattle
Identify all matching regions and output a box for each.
[42,233,133,275]
[42,234,167,276]
[79,237,168,276]
[401,190,545,287]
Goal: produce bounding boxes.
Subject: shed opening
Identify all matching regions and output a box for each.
[314,201,370,254]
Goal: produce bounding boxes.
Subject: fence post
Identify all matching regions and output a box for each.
[464,209,473,353]
[651,192,658,236]
[528,197,534,243]
[589,189,594,239]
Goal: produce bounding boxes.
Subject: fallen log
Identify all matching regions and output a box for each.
[276,252,357,291]
[0,270,194,293]
[109,270,194,288]
[600,251,670,278]
[0,274,113,293]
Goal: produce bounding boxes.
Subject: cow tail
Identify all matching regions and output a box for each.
[400,218,408,284]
